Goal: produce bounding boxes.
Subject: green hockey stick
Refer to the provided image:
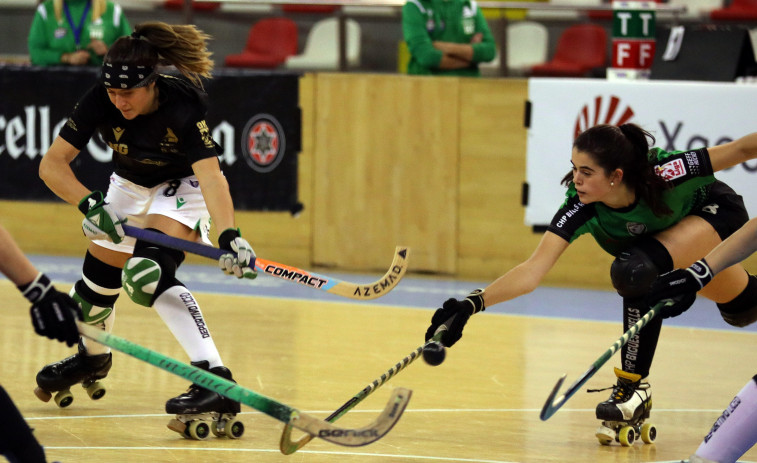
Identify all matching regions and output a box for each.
[539,300,670,421]
[77,322,411,450]
[279,315,455,454]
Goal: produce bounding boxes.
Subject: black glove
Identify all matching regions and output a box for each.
[20,273,82,347]
[647,259,714,319]
[425,289,485,347]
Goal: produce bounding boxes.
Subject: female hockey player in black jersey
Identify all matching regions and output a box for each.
[36,22,252,439]
[426,123,757,444]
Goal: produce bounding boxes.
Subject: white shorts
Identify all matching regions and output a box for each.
[92,173,212,254]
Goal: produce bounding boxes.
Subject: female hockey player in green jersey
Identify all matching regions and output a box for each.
[426,123,757,442]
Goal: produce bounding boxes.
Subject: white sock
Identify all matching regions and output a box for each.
[152,286,222,368]
[81,308,115,355]
[695,376,757,463]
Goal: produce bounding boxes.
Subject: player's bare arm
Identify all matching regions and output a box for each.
[704,217,757,275]
[484,231,570,307]
[192,157,236,232]
[708,131,757,172]
[39,136,90,205]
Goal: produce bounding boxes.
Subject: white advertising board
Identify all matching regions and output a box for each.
[525,78,757,226]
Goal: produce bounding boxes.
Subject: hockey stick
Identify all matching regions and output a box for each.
[539,301,670,421]
[279,315,456,454]
[122,225,409,300]
[76,321,410,449]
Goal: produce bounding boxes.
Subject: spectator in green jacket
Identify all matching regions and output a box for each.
[28,0,131,66]
[402,0,496,77]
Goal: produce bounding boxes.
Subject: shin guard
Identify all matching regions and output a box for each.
[76,252,122,355]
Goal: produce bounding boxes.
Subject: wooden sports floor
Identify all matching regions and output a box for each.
[2,260,757,463]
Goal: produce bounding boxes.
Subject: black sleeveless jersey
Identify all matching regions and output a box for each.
[60,75,220,188]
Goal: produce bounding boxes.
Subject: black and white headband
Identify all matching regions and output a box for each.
[101,62,157,89]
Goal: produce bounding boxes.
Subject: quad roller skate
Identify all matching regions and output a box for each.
[166,361,244,440]
[34,340,112,408]
[592,367,657,447]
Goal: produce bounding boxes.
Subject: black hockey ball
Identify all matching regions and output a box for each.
[422,342,446,366]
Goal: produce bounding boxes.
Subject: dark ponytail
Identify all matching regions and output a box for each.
[561,124,672,216]
[105,22,213,89]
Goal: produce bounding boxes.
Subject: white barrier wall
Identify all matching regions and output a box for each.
[525,78,757,226]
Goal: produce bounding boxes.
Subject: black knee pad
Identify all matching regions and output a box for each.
[123,231,185,306]
[717,274,757,327]
[611,239,673,299]
[77,251,123,304]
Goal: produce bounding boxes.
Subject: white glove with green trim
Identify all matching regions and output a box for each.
[78,191,125,244]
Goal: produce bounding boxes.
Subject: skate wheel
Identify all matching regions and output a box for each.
[34,387,52,403]
[211,420,223,437]
[54,389,74,408]
[618,426,635,446]
[640,422,657,444]
[84,381,106,400]
[225,418,244,439]
[187,420,210,440]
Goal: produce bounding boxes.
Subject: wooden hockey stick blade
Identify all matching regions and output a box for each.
[122,224,409,300]
[76,322,411,448]
[280,315,455,454]
[288,386,411,447]
[539,301,668,421]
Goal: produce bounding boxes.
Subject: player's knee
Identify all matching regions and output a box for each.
[73,251,122,324]
[122,238,183,307]
[717,274,757,327]
[611,239,673,299]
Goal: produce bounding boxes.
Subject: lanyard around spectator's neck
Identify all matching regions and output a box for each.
[64,0,92,49]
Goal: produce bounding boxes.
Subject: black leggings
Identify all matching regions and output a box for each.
[0,385,47,463]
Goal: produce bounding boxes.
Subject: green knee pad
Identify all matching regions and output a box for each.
[122,257,162,307]
[69,288,113,325]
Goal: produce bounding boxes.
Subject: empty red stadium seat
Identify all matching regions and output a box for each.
[224,18,299,69]
[531,24,608,77]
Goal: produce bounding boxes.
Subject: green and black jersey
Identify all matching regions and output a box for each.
[59,76,220,188]
[547,147,716,256]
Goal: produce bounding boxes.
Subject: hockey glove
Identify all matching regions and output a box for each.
[425,289,485,347]
[647,259,714,319]
[20,273,82,347]
[78,191,125,244]
[218,228,257,279]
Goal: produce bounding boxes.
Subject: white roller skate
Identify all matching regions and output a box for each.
[592,367,656,446]
[165,361,244,440]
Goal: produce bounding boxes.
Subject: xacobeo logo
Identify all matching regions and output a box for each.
[574,95,636,138]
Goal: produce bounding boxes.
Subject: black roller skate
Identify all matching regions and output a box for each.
[591,367,656,446]
[166,361,244,440]
[34,340,112,408]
